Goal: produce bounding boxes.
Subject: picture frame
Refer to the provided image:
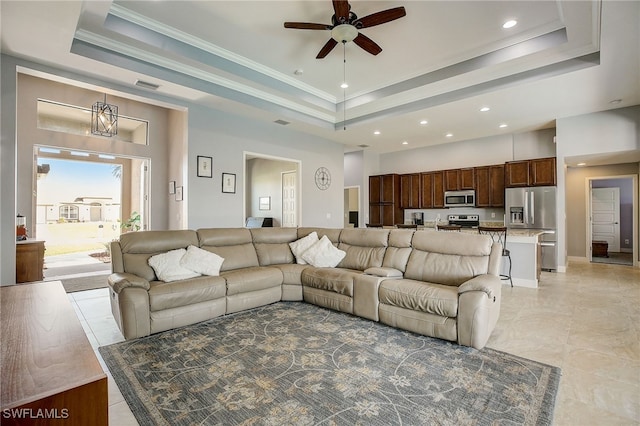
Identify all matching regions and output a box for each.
[222,173,236,194]
[175,186,183,201]
[259,196,270,210]
[197,155,213,178]
[169,180,176,195]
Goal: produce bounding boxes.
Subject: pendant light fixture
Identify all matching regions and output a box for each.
[91,93,118,137]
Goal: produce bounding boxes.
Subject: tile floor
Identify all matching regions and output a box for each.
[70,259,640,425]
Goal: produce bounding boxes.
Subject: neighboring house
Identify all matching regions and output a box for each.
[36,197,120,224]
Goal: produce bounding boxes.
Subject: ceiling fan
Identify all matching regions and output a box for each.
[284,0,406,59]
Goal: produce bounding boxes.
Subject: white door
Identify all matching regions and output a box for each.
[591,187,620,252]
[282,171,297,227]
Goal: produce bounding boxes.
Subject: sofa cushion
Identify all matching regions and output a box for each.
[297,227,341,244]
[379,279,458,318]
[120,230,199,281]
[197,228,259,271]
[405,232,492,286]
[148,249,201,282]
[337,228,388,270]
[289,231,319,265]
[148,275,226,311]
[383,229,415,272]
[251,228,298,266]
[222,266,283,296]
[301,235,346,267]
[301,267,358,297]
[180,245,224,276]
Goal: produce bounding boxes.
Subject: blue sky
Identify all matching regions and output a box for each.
[37,158,122,204]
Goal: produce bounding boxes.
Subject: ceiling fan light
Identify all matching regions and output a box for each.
[331,24,358,43]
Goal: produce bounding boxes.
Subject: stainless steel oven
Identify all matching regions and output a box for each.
[444,190,475,208]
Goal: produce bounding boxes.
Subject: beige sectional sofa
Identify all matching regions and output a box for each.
[108,227,502,349]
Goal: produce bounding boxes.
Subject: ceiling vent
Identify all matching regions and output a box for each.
[274,119,290,126]
[358,144,370,148]
[135,79,160,90]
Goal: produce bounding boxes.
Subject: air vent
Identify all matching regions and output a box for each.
[274,119,290,126]
[135,79,160,90]
[358,144,370,148]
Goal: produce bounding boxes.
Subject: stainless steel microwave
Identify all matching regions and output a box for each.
[444,190,475,207]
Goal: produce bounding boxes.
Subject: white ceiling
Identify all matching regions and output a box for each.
[1,1,639,155]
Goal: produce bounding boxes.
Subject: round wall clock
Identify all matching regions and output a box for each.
[315,167,331,190]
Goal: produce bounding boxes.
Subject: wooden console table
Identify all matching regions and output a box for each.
[16,240,45,283]
[1,281,108,425]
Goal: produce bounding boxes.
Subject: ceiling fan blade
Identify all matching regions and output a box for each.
[316,38,338,59]
[333,0,350,22]
[284,22,331,30]
[353,33,382,55]
[357,7,406,28]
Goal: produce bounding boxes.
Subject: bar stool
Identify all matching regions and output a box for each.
[437,224,461,232]
[478,226,512,287]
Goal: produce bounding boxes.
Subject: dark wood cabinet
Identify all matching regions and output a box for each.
[400,173,421,209]
[433,171,445,208]
[444,169,459,191]
[530,157,556,186]
[505,157,556,187]
[475,164,504,207]
[420,172,433,208]
[460,168,475,190]
[369,174,402,225]
[16,240,45,283]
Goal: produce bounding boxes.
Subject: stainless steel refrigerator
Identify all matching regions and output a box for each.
[505,186,557,271]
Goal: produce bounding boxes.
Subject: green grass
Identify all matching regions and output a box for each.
[37,222,120,257]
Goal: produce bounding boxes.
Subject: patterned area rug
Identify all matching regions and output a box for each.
[100,302,560,426]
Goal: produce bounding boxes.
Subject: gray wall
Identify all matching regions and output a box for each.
[246,158,298,227]
[593,177,634,251]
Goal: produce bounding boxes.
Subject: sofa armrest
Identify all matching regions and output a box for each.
[108,272,150,294]
[458,274,501,300]
[364,267,403,278]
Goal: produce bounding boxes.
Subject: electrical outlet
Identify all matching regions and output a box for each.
[625,239,630,245]
[491,212,496,218]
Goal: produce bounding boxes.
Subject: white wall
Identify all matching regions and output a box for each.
[557,106,640,268]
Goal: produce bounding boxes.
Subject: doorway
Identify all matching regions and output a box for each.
[244,152,301,227]
[587,176,637,266]
[35,146,150,280]
[344,186,360,227]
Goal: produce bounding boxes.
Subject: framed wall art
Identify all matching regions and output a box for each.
[222,173,236,193]
[197,155,213,178]
[259,196,270,210]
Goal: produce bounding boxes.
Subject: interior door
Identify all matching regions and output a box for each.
[591,187,621,251]
[281,171,297,227]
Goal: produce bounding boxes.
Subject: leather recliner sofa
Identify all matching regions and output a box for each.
[108,227,502,349]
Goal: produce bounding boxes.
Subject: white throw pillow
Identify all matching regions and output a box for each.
[300,235,346,268]
[289,231,319,265]
[180,245,225,276]
[148,249,201,282]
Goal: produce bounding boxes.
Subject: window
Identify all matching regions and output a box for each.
[59,205,79,221]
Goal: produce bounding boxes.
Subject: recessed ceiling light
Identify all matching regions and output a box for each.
[373,130,381,135]
[609,99,622,104]
[503,20,517,29]
[577,162,587,166]
[340,82,349,89]
[445,133,453,138]
[480,107,490,112]
[419,120,428,125]
[402,141,409,145]
[293,69,304,75]
[499,123,508,128]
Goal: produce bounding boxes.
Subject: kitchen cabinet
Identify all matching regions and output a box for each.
[445,168,475,191]
[444,169,459,191]
[475,164,505,207]
[460,168,475,190]
[369,174,402,225]
[419,171,444,209]
[400,173,421,209]
[505,157,556,187]
[16,240,45,283]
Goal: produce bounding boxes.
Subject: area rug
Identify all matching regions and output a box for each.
[60,274,109,293]
[100,302,561,426]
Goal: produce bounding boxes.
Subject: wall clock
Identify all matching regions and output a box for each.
[315,167,331,190]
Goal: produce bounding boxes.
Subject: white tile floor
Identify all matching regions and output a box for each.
[70,259,640,425]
